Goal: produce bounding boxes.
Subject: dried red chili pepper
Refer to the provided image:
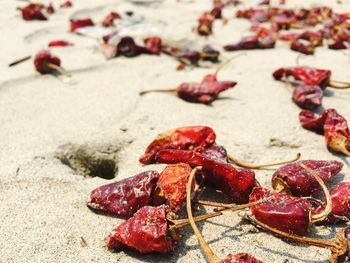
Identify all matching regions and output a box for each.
[156,149,256,204]
[17,3,47,21]
[60,1,72,8]
[290,39,315,55]
[278,33,298,42]
[153,163,193,211]
[185,168,265,263]
[224,32,275,51]
[292,85,323,109]
[102,12,121,27]
[273,66,350,89]
[34,50,66,75]
[272,160,343,198]
[298,31,323,47]
[314,182,350,223]
[87,171,159,218]
[328,39,350,50]
[48,40,74,47]
[197,12,215,36]
[247,216,348,262]
[139,126,216,164]
[46,3,54,14]
[299,109,350,156]
[143,37,162,55]
[250,164,332,236]
[202,145,229,163]
[70,18,94,32]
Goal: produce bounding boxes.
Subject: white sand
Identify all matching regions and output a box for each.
[1,0,350,262]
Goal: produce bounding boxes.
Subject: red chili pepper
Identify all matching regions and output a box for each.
[138,126,216,164]
[278,33,298,41]
[153,163,193,211]
[87,171,159,217]
[272,160,343,198]
[292,85,323,109]
[143,37,162,55]
[46,3,55,14]
[48,40,74,47]
[314,182,350,223]
[223,253,264,263]
[17,3,47,21]
[34,50,62,74]
[298,31,323,47]
[60,1,72,8]
[299,109,350,156]
[202,145,229,163]
[224,33,275,51]
[156,149,256,204]
[70,18,94,32]
[290,39,315,55]
[105,205,177,253]
[247,216,349,262]
[328,39,350,50]
[102,12,121,27]
[197,12,215,36]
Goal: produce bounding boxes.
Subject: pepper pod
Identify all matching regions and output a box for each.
[139,125,301,168]
[185,167,265,263]
[292,85,323,109]
[314,182,350,223]
[272,160,343,197]
[17,3,48,21]
[249,164,332,236]
[70,18,94,32]
[273,66,350,89]
[34,50,67,75]
[105,168,269,254]
[299,109,350,157]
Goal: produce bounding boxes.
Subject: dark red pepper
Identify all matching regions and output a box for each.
[272,160,343,198]
[70,18,94,32]
[224,30,276,51]
[299,109,350,156]
[138,126,216,164]
[250,164,332,236]
[34,50,62,74]
[87,171,159,217]
[60,1,72,8]
[102,12,121,27]
[197,12,215,36]
[290,39,315,55]
[292,85,323,109]
[223,253,264,263]
[143,37,162,55]
[18,3,47,21]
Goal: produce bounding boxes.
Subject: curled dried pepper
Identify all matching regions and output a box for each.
[102,12,121,27]
[34,50,66,75]
[153,163,194,211]
[250,164,332,235]
[247,216,349,262]
[139,126,216,164]
[272,160,343,198]
[17,3,47,21]
[48,40,74,47]
[292,85,323,109]
[143,37,162,55]
[314,182,350,223]
[60,1,72,8]
[299,109,350,156]
[87,171,159,217]
[273,66,350,89]
[224,30,275,51]
[70,18,94,32]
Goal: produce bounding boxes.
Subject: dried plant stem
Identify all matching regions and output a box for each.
[8,55,32,67]
[47,63,69,76]
[300,164,332,223]
[228,153,301,169]
[329,80,350,89]
[139,88,177,96]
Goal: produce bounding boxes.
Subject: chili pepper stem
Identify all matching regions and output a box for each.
[8,55,32,67]
[329,137,350,157]
[186,166,221,263]
[300,164,332,223]
[228,153,301,169]
[329,80,350,89]
[47,63,69,76]
[139,88,177,96]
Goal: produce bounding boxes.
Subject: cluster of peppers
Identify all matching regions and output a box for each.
[86,125,350,262]
[17,1,72,21]
[272,66,350,157]
[231,6,350,54]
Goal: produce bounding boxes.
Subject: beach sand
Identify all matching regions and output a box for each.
[1,0,350,262]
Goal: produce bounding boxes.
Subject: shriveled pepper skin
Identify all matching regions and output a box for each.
[202,145,229,163]
[105,205,176,253]
[87,171,159,218]
[177,74,236,104]
[315,182,350,223]
[273,66,331,89]
[299,109,329,132]
[272,160,343,198]
[156,149,256,204]
[223,253,264,263]
[155,163,193,211]
[292,85,323,109]
[249,187,313,235]
[70,18,94,32]
[139,126,216,164]
[34,50,61,74]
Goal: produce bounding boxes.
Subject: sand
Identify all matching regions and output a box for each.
[1,0,350,262]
